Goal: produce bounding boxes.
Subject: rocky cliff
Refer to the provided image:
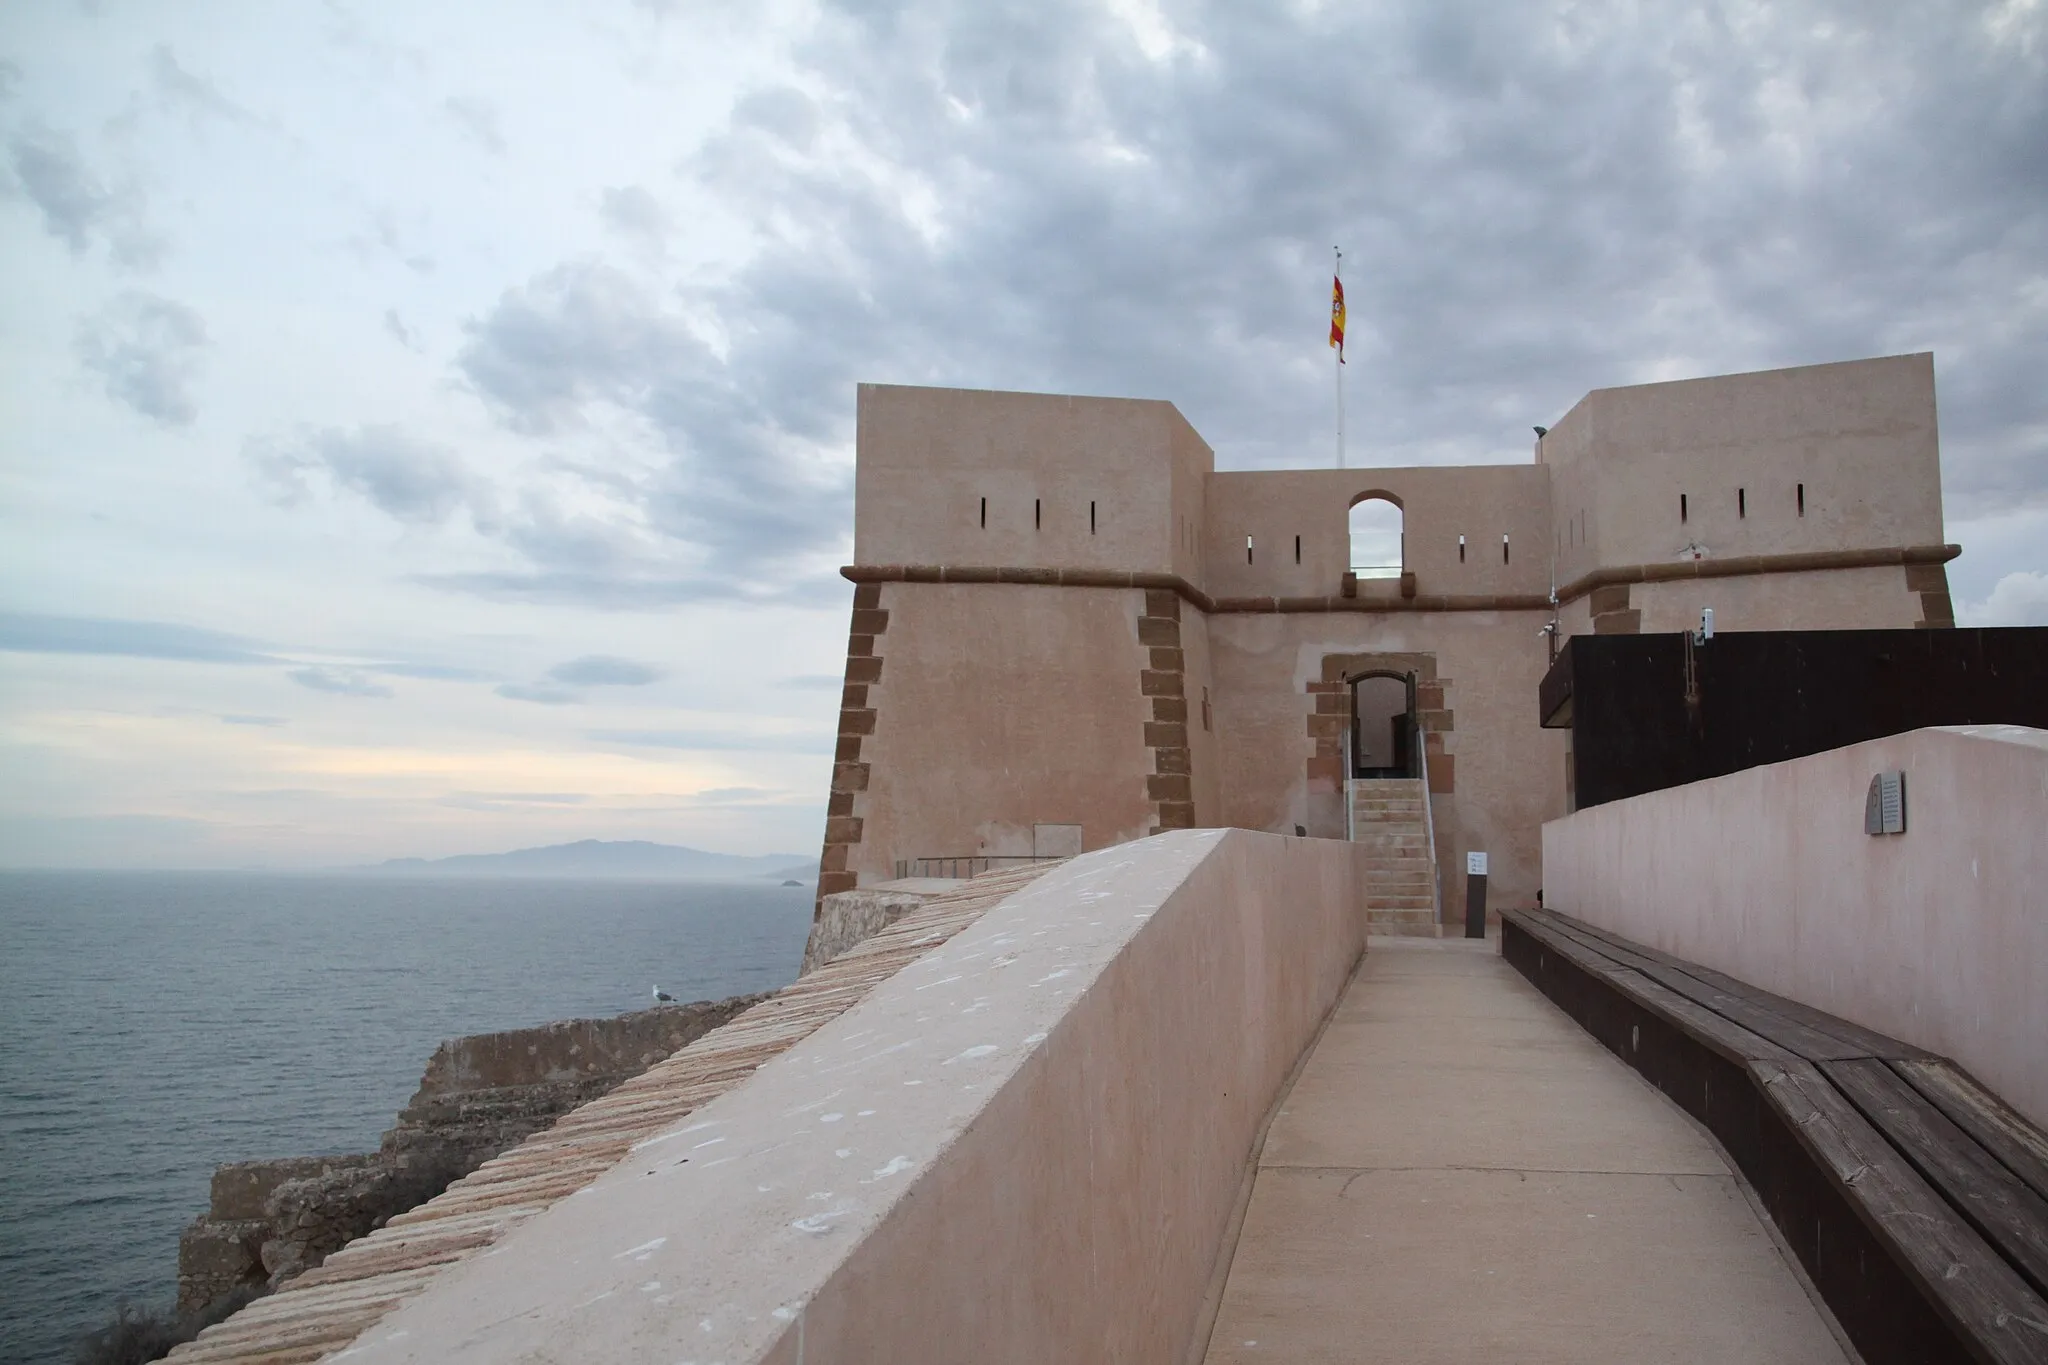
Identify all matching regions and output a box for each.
[175,993,763,1313]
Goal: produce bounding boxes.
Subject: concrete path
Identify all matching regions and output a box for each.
[1201,937,1855,1364]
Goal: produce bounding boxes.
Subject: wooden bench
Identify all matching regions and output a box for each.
[1502,907,2048,1365]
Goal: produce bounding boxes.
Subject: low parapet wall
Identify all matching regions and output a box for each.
[1542,724,2047,1127]
[337,829,1371,1363]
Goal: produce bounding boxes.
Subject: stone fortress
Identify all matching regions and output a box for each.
[818,351,1956,929]
[162,351,2046,1365]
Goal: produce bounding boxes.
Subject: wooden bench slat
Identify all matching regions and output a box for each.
[1826,1057,2048,1302]
[1521,909,1868,1063]
[1505,911,1796,1068]
[1538,910,1930,1061]
[1754,1059,2048,1365]
[1895,1059,2048,1209]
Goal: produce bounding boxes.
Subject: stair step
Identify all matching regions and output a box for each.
[1366,909,1439,937]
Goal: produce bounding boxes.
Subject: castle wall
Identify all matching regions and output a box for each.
[1542,352,1944,589]
[1207,609,1566,919]
[822,354,1951,920]
[843,581,1157,883]
[1629,564,1931,635]
[853,382,1209,574]
[1179,603,1223,823]
[1204,465,1553,601]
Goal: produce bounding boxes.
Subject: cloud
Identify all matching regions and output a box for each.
[151,45,259,128]
[453,259,849,598]
[427,1,2032,611]
[383,308,422,350]
[434,791,590,811]
[0,611,279,664]
[449,791,586,804]
[220,714,287,726]
[443,96,505,153]
[587,728,833,753]
[598,185,670,249]
[547,654,664,686]
[372,660,493,681]
[288,665,394,698]
[495,682,580,705]
[776,673,843,690]
[1958,570,2048,627]
[348,206,434,274]
[252,424,483,525]
[693,786,779,803]
[75,291,209,426]
[560,0,2048,523]
[8,124,159,265]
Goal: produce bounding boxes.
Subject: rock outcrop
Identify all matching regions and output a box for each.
[799,880,956,974]
[175,993,763,1312]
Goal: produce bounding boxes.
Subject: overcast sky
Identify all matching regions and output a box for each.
[2,1,2043,869]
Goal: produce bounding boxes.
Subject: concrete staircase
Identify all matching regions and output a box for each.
[1350,777,1440,936]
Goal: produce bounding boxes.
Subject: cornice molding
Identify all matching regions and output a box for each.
[841,543,1960,615]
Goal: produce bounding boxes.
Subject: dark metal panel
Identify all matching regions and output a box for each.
[1557,627,2048,809]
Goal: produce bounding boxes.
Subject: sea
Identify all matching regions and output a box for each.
[0,871,816,1364]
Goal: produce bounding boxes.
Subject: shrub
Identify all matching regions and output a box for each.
[73,1285,269,1365]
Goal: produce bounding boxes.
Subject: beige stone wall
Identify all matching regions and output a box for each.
[1542,352,1944,590]
[1542,724,2048,1128]
[854,382,1208,575]
[1180,603,1224,823]
[1625,564,1928,635]
[1203,465,1553,602]
[1206,609,1566,919]
[846,580,1155,884]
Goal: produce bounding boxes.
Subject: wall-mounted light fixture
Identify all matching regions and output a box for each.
[1864,771,1907,835]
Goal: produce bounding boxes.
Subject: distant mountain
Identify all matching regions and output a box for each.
[363,840,815,881]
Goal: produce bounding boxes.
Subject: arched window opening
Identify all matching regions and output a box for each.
[1348,496,1403,579]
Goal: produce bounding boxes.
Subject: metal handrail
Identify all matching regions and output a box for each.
[1419,760,1442,925]
[893,855,1065,880]
[1343,722,1355,843]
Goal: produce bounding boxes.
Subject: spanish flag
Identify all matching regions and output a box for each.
[1329,274,1346,363]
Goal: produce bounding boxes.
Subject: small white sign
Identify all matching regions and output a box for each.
[1466,851,1489,877]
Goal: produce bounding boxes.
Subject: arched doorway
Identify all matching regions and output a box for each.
[1349,670,1417,778]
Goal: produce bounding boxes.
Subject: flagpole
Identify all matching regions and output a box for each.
[1334,245,1345,469]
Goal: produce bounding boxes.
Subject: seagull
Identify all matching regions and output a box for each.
[651,985,676,1004]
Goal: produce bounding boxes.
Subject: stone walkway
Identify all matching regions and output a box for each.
[1202,937,1856,1364]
